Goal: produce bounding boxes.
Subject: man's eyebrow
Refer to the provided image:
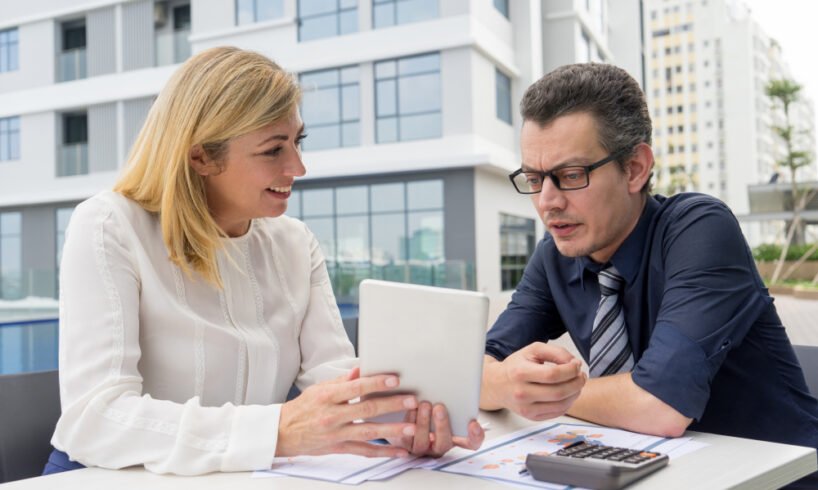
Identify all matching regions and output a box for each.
[521,157,592,173]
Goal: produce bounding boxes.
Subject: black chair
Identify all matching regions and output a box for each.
[0,370,61,483]
[793,345,818,397]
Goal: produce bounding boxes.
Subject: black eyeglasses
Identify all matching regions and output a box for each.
[508,148,631,194]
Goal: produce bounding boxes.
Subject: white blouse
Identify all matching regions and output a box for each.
[51,190,356,475]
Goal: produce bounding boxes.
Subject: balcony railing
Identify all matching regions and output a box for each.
[155,29,191,66]
[57,48,87,82]
[57,143,89,177]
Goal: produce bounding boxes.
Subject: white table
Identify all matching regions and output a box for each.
[5,411,816,490]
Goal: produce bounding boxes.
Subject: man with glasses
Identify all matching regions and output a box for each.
[479,64,818,483]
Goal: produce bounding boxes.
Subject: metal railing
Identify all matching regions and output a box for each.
[57,48,87,82]
[57,143,89,177]
[155,29,191,66]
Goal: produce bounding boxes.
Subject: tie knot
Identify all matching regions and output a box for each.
[598,265,624,296]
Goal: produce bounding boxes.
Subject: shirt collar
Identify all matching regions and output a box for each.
[570,195,660,288]
[610,195,659,286]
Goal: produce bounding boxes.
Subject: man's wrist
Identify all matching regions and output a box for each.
[480,357,505,411]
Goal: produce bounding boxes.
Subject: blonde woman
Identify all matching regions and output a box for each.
[45,47,483,476]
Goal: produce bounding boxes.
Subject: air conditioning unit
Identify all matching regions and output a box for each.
[154,2,169,28]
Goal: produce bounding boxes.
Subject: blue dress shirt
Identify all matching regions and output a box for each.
[486,193,818,449]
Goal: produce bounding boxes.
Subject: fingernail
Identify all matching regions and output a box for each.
[398,450,409,458]
[385,376,398,388]
[435,407,446,420]
[471,425,482,436]
[403,397,417,409]
[403,425,415,436]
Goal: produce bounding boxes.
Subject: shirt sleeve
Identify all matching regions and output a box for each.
[51,198,281,475]
[485,237,567,361]
[631,198,771,420]
[294,225,357,390]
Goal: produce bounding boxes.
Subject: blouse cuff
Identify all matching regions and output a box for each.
[221,403,281,472]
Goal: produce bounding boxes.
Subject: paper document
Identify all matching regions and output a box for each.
[432,422,708,489]
[253,453,419,484]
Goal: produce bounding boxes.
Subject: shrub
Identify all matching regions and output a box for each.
[753,243,818,262]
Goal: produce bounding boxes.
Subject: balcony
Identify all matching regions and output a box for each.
[57,48,87,82]
[57,143,88,177]
[155,29,191,66]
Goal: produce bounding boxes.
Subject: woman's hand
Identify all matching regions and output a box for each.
[276,367,418,458]
[390,403,484,457]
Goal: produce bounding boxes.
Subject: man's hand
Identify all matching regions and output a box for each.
[480,342,586,420]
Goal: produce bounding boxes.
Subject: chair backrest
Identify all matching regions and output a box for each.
[793,345,818,398]
[0,370,60,483]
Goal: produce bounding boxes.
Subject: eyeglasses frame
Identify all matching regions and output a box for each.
[508,147,633,194]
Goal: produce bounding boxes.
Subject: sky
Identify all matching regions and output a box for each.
[741,0,818,115]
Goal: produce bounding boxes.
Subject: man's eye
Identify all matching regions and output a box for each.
[525,174,543,185]
[560,170,584,181]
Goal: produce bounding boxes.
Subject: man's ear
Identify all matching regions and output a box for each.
[625,143,654,195]
[189,144,219,177]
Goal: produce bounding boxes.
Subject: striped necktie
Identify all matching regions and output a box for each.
[589,265,635,377]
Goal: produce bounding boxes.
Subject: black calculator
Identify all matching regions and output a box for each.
[524,440,669,490]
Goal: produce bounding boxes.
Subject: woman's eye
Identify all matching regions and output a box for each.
[265,147,283,157]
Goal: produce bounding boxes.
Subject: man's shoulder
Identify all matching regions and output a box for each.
[653,192,735,227]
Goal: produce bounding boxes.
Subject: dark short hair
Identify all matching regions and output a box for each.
[520,63,653,192]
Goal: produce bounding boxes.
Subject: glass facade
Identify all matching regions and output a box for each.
[0,28,19,73]
[493,0,509,18]
[500,213,535,291]
[58,20,87,82]
[300,66,360,150]
[373,0,438,28]
[375,53,441,143]
[236,0,284,25]
[0,116,20,161]
[0,212,22,300]
[496,68,512,125]
[286,179,445,302]
[298,0,358,41]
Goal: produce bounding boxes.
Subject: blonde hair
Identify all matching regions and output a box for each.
[114,46,301,287]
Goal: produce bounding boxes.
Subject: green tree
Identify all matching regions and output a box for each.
[765,79,816,283]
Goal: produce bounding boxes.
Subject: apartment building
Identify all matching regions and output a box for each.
[644,0,816,244]
[0,0,641,320]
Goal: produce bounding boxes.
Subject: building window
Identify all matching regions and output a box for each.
[58,113,88,177]
[155,2,192,66]
[298,0,357,41]
[0,212,22,300]
[373,0,438,28]
[58,20,86,82]
[500,214,535,291]
[287,179,449,301]
[496,69,512,125]
[0,28,19,73]
[0,116,20,161]
[493,0,509,18]
[375,52,441,143]
[300,66,360,150]
[236,0,284,25]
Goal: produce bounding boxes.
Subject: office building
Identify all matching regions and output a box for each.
[0,0,642,322]
[644,0,816,244]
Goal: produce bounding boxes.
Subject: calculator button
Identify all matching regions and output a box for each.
[590,448,628,459]
[639,452,659,458]
[623,455,649,464]
[570,446,608,458]
[606,450,641,461]
[556,442,595,456]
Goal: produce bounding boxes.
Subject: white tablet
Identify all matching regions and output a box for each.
[358,279,489,437]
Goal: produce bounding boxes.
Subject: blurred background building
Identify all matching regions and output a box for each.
[644,0,816,243]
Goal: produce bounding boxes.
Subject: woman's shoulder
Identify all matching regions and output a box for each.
[72,191,155,232]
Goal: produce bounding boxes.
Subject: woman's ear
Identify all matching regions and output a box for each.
[625,143,654,195]
[189,144,219,177]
